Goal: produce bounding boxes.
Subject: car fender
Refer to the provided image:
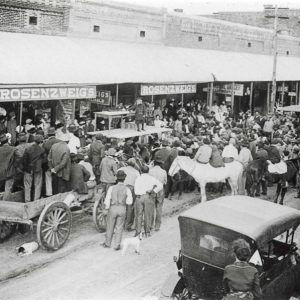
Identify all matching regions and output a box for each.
[161,273,185,297]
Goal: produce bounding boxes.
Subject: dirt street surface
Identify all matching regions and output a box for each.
[0,186,299,300]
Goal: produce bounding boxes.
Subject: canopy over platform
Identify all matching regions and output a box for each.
[2,32,300,85]
[88,126,172,139]
[180,196,300,248]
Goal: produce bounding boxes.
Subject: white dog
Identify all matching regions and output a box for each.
[16,242,39,256]
[121,233,143,256]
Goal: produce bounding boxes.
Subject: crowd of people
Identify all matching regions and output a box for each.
[0,98,300,249]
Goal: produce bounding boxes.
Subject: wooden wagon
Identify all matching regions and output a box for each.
[0,185,107,251]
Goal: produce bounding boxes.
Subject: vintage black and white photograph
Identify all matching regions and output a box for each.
[0,0,300,299]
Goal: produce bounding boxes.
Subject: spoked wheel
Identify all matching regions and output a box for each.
[0,221,15,242]
[93,192,106,233]
[173,288,190,300]
[37,201,72,251]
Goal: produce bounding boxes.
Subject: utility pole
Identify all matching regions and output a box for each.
[270,5,278,113]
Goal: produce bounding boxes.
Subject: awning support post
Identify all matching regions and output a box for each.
[209,82,213,110]
[116,84,119,107]
[19,101,23,132]
[206,83,209,106]
[231,82,235,109]
[281,82,285,106]
[267,82,271,113]
[72,100,76,122]
[296,82,299,105]
[181,93,184,108]
[249,82,253,113]
[151,94,154,103]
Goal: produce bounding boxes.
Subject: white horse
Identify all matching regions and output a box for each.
[168,156,243,202]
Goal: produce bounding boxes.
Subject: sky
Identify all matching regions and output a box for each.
[89,0,300,15]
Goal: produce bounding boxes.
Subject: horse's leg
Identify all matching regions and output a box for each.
[274,183,281,204]
[279,187,287,205]
[199,182,206,202]
[227,178,234,195]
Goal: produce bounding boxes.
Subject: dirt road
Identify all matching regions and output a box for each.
[1,187,300,300]
[0,213,181,300]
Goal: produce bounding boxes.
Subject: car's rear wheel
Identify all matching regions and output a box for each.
[173,288,190,300]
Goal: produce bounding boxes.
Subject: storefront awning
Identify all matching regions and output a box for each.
[1,31,300,85]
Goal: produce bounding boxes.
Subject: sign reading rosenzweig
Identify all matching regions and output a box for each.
[0,86,96,102]
[141,84,197,96]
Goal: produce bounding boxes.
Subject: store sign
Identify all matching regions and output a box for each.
[141,84,197,96]
[203,84,244,96]
[277,86,289,92]
[0,86,96,102]
[90,90,111,105]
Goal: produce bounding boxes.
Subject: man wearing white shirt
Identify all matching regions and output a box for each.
[102,170,133,250]
[222,138,239,163]
[149,157,167,231]
[118,158,140,231]
[134,165,163,237]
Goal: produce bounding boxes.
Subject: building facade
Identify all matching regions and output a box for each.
[1,0,300,57]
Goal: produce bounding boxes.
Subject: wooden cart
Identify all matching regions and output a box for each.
[0,185,107,251]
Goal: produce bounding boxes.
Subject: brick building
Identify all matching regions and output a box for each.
[1,0,300,57]
[203,6,300,39]
[0,0,70,35]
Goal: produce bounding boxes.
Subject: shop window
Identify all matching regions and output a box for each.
[93,25,100,32]
[248,42,252,47]
[29,16,38,25]
[140,31,146,38]
[286,50,290,55]
[198,36,203,42]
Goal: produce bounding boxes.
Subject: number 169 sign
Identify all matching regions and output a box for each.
[91,90,111,105]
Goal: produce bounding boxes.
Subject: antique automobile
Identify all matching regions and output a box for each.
[162,196,300,300]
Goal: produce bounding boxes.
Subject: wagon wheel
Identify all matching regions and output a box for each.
[37,201,72,251]
[0,221,14,243]
[93,192,107,233]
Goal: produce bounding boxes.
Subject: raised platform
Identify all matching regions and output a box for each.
[87,126,172,140]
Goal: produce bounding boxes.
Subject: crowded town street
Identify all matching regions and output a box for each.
[2,0,300,299]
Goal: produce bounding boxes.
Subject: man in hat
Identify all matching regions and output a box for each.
[89,133,105,184]
[194,138,212,164]
[67,124,80,154]
[164,140,181,198]
[0,133,16,201]
[267,139,288,187]
[99,148,118,194]
[118,158,140,231]
[102,170,133,250]
[222,138,238,163]
[25,119,34,133]
[133,98,146,131]
[69,154,91,194]
[134,165,163,237]
[7,112,17,145]
[123,139,134,158]
[43,127,61,197]
[153,140,171,171]
[237,140,253,195]
[23,135,46,202]
[149,154,167,231]
[48,138,71,194]
[14,133,30,188]
[83,116,94,135]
